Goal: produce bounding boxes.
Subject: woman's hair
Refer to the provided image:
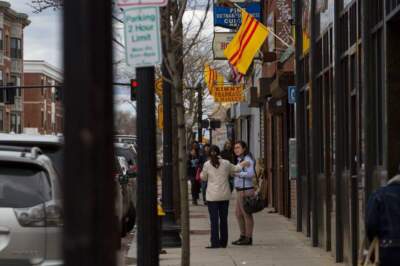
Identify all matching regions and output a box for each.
[223,140,232,150]
[209,145,221,168]
[234,140,255,162]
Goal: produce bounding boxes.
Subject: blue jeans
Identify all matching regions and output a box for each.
[207,200,229,247]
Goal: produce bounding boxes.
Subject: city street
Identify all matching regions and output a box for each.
[126,195,344,266]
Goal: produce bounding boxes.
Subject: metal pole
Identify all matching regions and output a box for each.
[136,67,159,266]
[310,0,319,248]
[294,0,303,233]
[333,0,344,262]
[161,61,182,247]
[209,120,213,145]
[63,0,117,265]
[197,84,203,143]
[361,0,376,208]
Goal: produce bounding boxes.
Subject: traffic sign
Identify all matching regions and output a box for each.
[213,2,261,29]
[117,0,168,7]
[288,86,296,104]
[124,7,162,67]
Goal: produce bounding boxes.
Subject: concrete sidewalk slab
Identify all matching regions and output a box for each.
[127,197,344,266]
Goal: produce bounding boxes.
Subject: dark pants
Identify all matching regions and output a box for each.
[207,200,229,247]
[190,177,200,201]
[201,181,207,202]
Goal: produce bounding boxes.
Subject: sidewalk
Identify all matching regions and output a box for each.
[127,196,344,266]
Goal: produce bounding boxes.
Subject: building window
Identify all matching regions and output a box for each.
[10,38,22,59]
[0,109,3,132]
[10,113,16,133]
[0,29,3,51]
[17,113,21,133]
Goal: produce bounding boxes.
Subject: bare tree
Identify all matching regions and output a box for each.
[161,1,211,264]
[30,0,62,12]
[115,110,136,135]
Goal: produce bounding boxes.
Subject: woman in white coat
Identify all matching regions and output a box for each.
[200,145,249,248]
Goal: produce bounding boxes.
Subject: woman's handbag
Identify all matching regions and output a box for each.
[195,167,201,182]
[358,237,380,266]
[242,177,266,214]
[243,192,266,214]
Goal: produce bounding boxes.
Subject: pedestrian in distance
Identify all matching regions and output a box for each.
[221,140,235,192]
[200,143,211,204]
[232,141,256,246]
[200,145,250,249]
[187,148,201,205]
[365,165,400,266]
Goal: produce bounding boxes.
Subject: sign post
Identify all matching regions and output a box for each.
[122,3,163,266]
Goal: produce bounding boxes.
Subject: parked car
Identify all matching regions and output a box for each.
[0,134,63,175]
[114,135,137,146]
[0,147,63,265]
[115,155,136,237]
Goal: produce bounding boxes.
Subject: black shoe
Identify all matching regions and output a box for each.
[236,237,252,246]
[193,200,198,206]
[231,235,245,245]
[205,245,220,249]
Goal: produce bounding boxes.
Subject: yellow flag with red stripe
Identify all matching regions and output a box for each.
[204,64,224,95]
[224,9,269,75]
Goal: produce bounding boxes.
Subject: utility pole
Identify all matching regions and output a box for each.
[197,83,203,143]
[136,67,159,266]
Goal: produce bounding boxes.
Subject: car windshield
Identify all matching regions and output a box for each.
[115,147,136,165]
[0,163,52,208]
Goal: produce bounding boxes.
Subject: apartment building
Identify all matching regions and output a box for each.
[0,1,30,133]
[23,60,63,135]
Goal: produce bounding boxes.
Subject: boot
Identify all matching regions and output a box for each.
[231,235,246,245]
[236,237,252,246]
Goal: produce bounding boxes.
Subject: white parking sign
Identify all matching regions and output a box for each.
[124,7,162,67]
[117,0,168,7]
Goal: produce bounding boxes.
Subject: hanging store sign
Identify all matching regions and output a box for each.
[124,7,162,67]
[117,0,168,7]
[155,78,163,97]
[157,103,163,129]
[213,2,261,29]
[213,32,261,60]
[213,85,244,102]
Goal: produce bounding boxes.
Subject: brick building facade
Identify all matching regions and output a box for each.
[23,60,63,135]
[0,1,30,133]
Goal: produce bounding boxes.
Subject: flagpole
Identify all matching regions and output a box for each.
[230,1,293,49]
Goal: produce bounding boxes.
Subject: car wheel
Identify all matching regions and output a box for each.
[125,203,136,233]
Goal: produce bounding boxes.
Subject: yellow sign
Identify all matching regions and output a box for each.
[213,85,244,102]
[157,103,163,129]
[155,78,163,97]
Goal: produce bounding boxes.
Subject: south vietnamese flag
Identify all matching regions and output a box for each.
[224,9,269,75]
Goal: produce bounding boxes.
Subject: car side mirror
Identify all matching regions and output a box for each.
[127,169,137,179]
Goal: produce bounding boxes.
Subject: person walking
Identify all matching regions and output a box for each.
[187,148,201,205]
[231,141,256,246]
[365,165,400,266]
[200,143,211,204]
[221,140,235,192]
[200,145,249,248]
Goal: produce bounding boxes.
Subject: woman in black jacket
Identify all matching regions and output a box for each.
[366,167,400,266]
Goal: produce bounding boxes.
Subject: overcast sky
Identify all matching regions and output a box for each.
[8,1,62,68]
